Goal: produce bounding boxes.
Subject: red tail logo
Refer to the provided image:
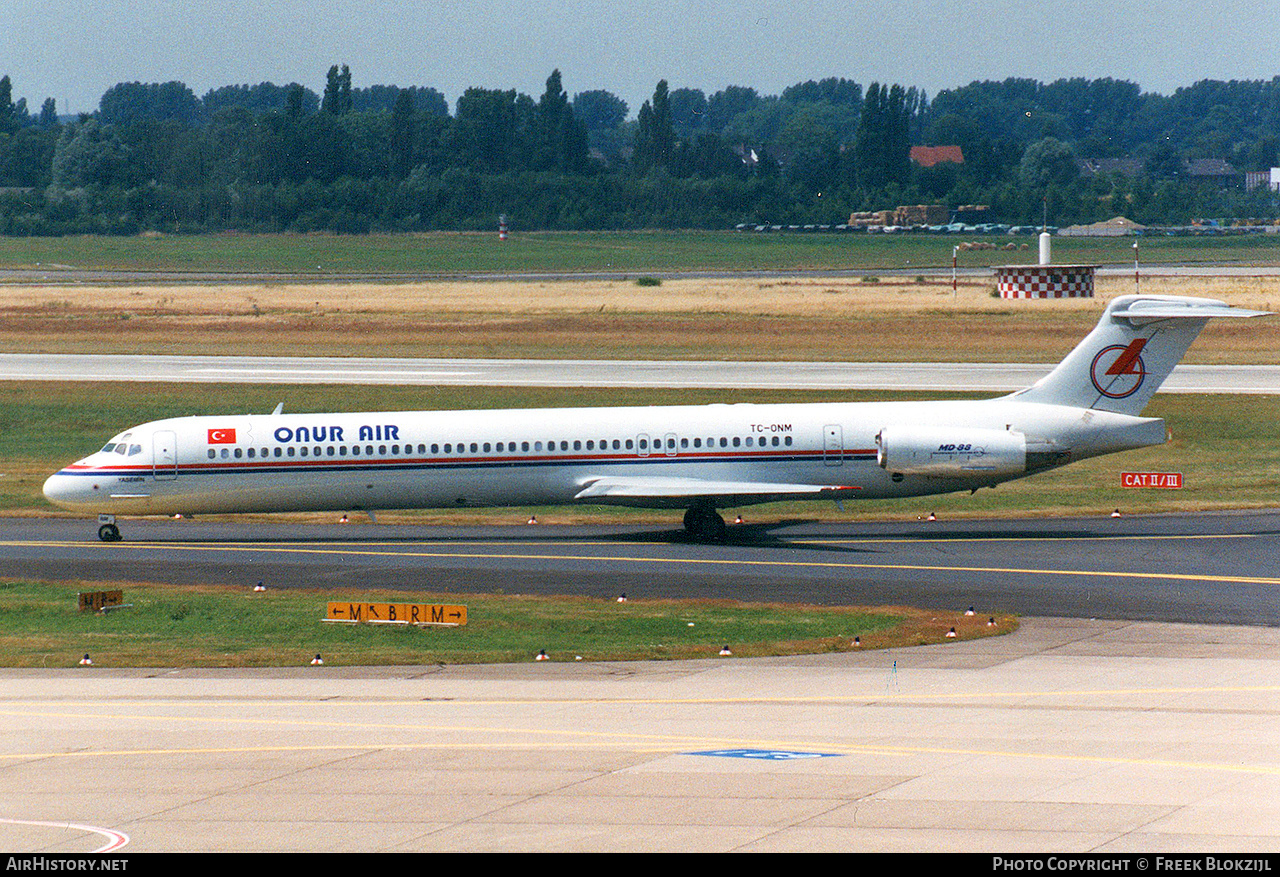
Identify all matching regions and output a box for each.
[1104,338,1147,375]
[1090,339,1148,399]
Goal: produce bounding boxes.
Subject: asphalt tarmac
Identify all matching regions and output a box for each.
[3,616,1279,853]
[4,510,1279,625]
[3,353,1279,392]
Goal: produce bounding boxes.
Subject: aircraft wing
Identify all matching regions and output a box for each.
[574,475,859,504]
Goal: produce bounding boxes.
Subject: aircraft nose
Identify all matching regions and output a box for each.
[43,471,95,510]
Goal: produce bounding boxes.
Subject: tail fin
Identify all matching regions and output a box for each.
[1013,295,1269,414]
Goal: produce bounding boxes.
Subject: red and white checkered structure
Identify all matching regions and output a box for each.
[994,265,1097,299]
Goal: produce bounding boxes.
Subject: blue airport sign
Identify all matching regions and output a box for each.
[688,748,842,760]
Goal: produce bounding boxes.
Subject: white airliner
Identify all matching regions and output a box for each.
[44,294,1266,542]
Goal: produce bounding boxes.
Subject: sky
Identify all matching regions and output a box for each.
[8,1,1280,117]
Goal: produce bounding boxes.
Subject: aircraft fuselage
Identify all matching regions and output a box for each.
[43,397,1164,517]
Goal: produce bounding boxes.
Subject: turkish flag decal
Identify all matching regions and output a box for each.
[208,428,237,444]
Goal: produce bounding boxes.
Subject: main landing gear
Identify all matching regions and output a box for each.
[97,515,122,542]
[683,501,727,542]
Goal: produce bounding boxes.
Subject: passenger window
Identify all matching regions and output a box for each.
[339,446,347,456]
[287,447,295,457]
[352,446,361,456]
[785,436,793,446]
[274,447,283,458]
[483,443,490,453]
[299,447,308,457]
[207,449,215,459]
[221,448,229,459]
[733,437,741,447]
[693,438,701,448]
[234,448,243,458]
[573,440,581,451]
[625,439,633,449]
[522,441,530,452]
[327,447,335,456]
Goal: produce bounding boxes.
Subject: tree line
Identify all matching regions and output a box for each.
[1,69,1279,235]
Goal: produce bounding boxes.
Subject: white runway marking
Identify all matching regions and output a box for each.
[0,817,129,852]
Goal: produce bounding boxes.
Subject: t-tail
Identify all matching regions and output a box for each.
[1011,295,1269,414]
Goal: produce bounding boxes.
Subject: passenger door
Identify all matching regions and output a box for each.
[153,430,178,480]
[822,424,843,467]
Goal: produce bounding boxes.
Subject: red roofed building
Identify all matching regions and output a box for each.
[910,145,964,167]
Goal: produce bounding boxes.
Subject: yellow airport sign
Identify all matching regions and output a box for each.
[326,601,467,626]
[78,590,125,612]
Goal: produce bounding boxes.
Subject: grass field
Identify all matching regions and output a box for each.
[0,580,1014,667]
[4,230,1280,275]
[3,272,1279,361]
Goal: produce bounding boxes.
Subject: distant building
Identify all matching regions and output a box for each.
[1244,168,1280,192]
[909,145,964,167]
[893,204,948,226]
[1185,159,1239,188]
[848,209,894,228]
[848,204,948,228]
[951,204,991,223]
[994,265,1098,299]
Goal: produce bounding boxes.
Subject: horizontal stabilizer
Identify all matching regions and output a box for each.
[1109,297,1271,324]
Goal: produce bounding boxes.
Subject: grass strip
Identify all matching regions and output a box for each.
[0,579,1014,668]
[5,231,1280,275]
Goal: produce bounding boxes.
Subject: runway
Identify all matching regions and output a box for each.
[3,352,1279,392]
[5,511,1279,625]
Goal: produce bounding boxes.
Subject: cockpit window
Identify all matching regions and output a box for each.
[100,443,117,453]
[115,444,128,455]
[128,444,142,456]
